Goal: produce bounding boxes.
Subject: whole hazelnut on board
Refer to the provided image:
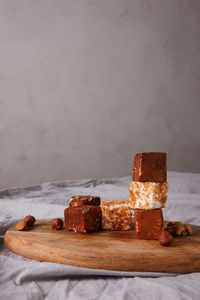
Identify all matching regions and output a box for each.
[24,215,35,228]
[51,218,63,230]
[16,220,27,231]
[159,230,174,247]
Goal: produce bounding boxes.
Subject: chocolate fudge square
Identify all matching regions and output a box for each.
[64,206,102,233]
[69,195,100,207]
[133,152,166,182]
[134,209,164,240]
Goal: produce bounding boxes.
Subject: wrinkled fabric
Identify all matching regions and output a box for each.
[0,171,200,299]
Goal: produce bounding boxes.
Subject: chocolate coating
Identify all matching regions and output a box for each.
[64,205,102,233]
[134,209,164,240]
[133,152,167,182]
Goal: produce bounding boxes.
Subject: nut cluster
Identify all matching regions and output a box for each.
[165,221,192,236]
[16,215,36,231]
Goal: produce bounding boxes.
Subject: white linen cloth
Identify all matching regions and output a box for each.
[0,171,200,299]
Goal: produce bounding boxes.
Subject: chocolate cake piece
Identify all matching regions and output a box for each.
[101,200,132,230]
[69,195,100,207]
[134,209,164,239]
[64,205,102,233]
[133,152,166,182]
[129,181,168,209]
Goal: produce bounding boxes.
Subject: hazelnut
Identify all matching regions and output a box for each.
[159,230,173,247]
[181,229,187,236]
[24,215,35,228]
[175,223,185,236]
[165,221,193,237]
[165,223,176,235]
[16,220,27,231]
[51,218,63,230]
[175,221,183,226]
[184,224,192,235]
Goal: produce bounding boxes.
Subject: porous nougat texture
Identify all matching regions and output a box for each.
[69,195,101,207]
[64,205,102,233]
[134,209,164,240]
[133,152,167,182]
[101,200,131,230]
[129,181,168,209]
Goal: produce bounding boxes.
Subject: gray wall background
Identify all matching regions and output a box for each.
[0,0,200,189]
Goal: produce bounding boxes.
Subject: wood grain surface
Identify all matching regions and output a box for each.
[4,219,200,273]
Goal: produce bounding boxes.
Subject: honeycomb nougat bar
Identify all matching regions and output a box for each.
[129,181,168,209]
[101,200,132,230]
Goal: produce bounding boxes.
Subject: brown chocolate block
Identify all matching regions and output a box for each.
[69,195,100,207]
[134,209,164,239]
[64,206,102,233]
[133,152,166,182]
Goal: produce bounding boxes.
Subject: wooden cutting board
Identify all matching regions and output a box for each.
[4,219,200,273]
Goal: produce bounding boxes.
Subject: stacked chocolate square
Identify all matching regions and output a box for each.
[129,152,168,239]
